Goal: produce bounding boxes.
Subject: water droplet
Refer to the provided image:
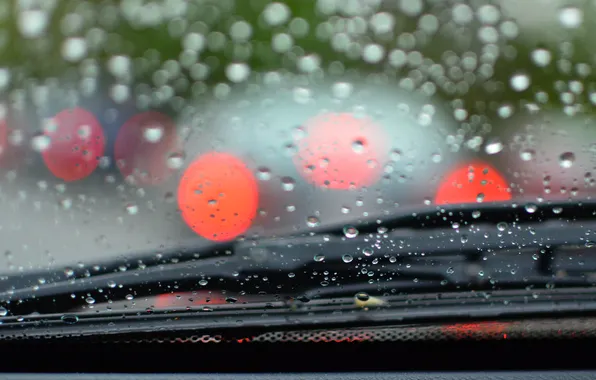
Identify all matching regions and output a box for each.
[313,254,325,262]
[85,296,95,305]
[199,279,208,286]
[256,167,272,181]
[143,125,164,143]
[525,203,538,213]
[510,73,530,92]
[18,9,49,38]
[559,152,575,168]
[125,294,134,300]
[332,82,353,99]
[472,210,482,219]
[125,203,139,215]
[343,225,359,238]
[225,63,250,83]
[485,139,503,155]
[497,222,508,231]
[520,149,535,161]
[552,207,563,214]
[0,307,8,317]
[62,37,87,62]
[61,314,79,324]
[31,134,51,152]
[166,152,185,169]
[352,139,365,153]
[363,248,374,256]
[306,216,320,228]
[355,292,369,302]
[342,254,353,263]
[263,2,291,26]
[559,6,583,29]
[281,176,295,191]
[531,48,552,67]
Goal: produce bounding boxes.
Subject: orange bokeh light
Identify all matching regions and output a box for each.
[435,161,511,205]
[41,107,106,182]
[294,112,387,190]
[177,152,258,241]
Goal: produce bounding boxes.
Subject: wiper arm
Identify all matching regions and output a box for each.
[3,200,596,315]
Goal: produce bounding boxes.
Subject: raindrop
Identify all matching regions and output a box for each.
[352,139,365,153]
[559,7,583,29]
[342,254,353,263]
[497,222,508,231]
[62,37,87,62]
[363,248,374,256]
[552,207,563,214]
[313,254,325,262]
[355,292,369,302]
[306,216,320,228]
[125,203,139,215]
[485,139,503,155]
[0,307,7,317]
[225,63,250,83]
[510,73,531,92]
[31,134,51,152]
[343,225,359,238]
[559,152,575,168]
[166,152,185,169]
[332,82,353,99]
[143,125,164,143]
[520,149,535,161]
[85,296,95,305]
[525,203,537,213]
[18,9,49,38]
[362,43,385,64]
[531,48,552,67]
[281,177,296,191]
[61,314,79,324]
[256,167,272,181]
[263,2,291,26]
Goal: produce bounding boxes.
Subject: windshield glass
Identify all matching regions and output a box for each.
[0,0,594,322]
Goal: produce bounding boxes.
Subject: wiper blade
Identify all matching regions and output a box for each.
[3,200,596,315]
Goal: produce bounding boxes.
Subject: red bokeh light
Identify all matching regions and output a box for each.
[177,152,258,241]
[442,322,510,339]
[435,161,511,205]
[41,107,106,182]
[294,112,387,190]
[114,111,181,185]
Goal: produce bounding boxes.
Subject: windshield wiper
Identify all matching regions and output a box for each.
[2,200,596,316]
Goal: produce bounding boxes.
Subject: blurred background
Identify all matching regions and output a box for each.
[0,0,593,272]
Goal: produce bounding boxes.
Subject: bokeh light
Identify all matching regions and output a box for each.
[41,107,106,182]
[435,161,511,205]
[114,111,181,185]
[293,112,387,190]
[177,152,258,241]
